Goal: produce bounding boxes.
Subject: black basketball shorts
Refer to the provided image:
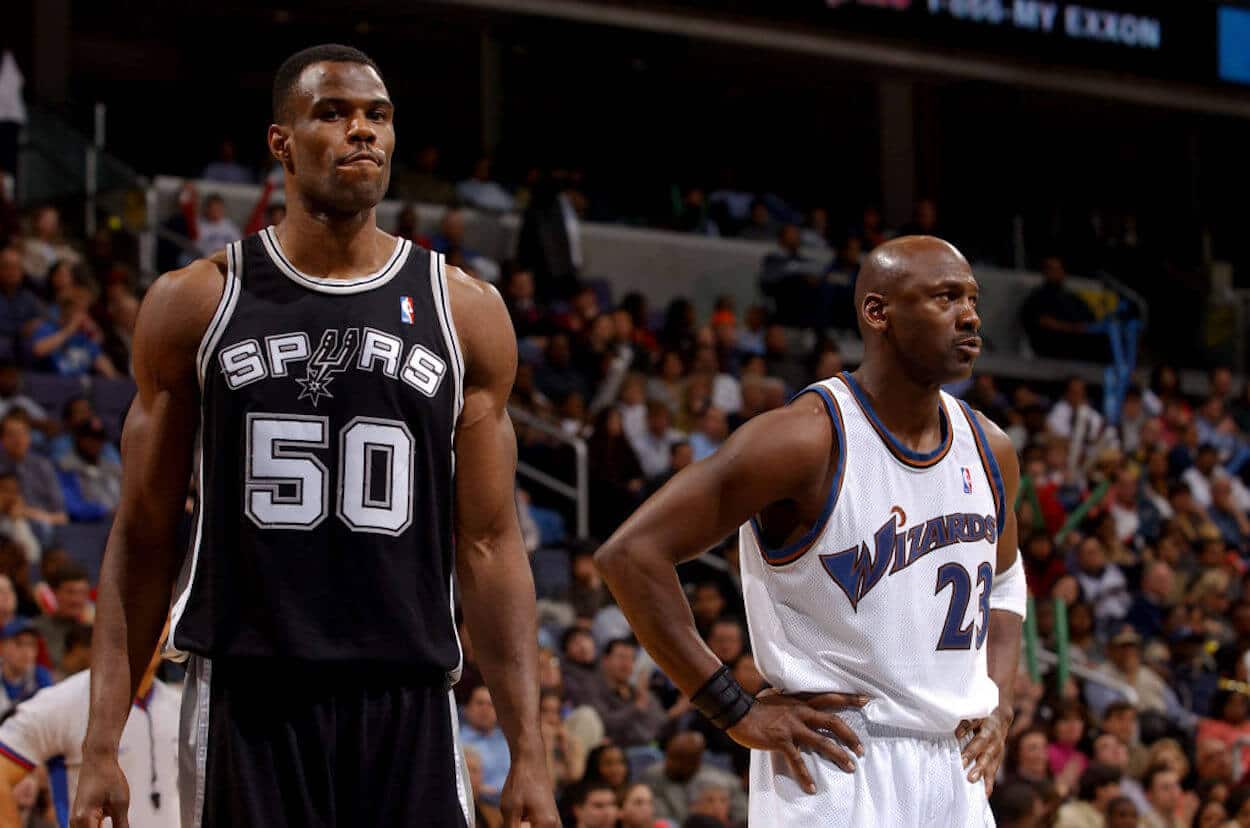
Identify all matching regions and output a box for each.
[177,656,473,827]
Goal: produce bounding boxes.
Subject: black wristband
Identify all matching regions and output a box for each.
[690,665,755,730]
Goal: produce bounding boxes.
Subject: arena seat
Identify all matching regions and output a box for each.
[22,374,88,421]
[57,518,113,584]
[530,546,571,601]
[92,377,137,441]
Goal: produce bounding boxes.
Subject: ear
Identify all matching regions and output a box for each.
[268,124,294,173]
[860,291,888,334]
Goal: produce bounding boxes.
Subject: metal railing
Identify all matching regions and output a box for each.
[1034,647,1140,706]
[509,405,589,540]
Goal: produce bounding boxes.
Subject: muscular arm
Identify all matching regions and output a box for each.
[981,413,1024,721]
[81,259,224,759]
[0,756,28,828]
[447,270,549,784]
[959,412,1024,792]
[595,395,834,698]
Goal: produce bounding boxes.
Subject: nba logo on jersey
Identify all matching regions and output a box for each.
[400,296,415,325]
[962,466,974,493]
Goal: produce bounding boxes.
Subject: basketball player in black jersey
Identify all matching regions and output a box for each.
[73,45,557,827]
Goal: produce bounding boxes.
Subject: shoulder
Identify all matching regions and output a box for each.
[142,257,227,322]
[733,390,833,449]
[715,390,835,483]
[969,408,1011,454]
[124,256,231,390]
[968,407,1019,483]
[443,263,505,324]
[135,257,228,355]
[162,253,229,296]
[443,264,514,387]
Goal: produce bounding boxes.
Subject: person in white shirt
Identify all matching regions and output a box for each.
[1107,467,1142,545]
[691,345,741,416]
[195,194,242,257]
[0,646,179,827]
[0,363,50,434]
[627,401,684,481]
[617,374,648,447]
[1046,377,1119,468]
[1181,443,1250,511]
[20,208,81,289]
[455,157,515,213]
[1074,536,1131,636]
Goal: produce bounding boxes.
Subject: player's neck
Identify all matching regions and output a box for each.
[850,361,944,449]
[272,205,393,280]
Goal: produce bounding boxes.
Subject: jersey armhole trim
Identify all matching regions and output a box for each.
[430,252,466,426]
[958,401,1006,528]
[195,241,242,390]
[751,385,846,566]
[0,741,36,771]
[429,252,466,680]
[171,241,240,658]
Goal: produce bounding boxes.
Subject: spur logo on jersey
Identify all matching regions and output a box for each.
[218,327,447,404]
[295,329,360,406]
[819,508,996,611]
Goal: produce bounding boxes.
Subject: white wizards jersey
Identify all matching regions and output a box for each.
[740,372,1005,734]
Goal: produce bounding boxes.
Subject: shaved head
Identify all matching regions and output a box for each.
[852,235,981,385]
[854,236,970,331]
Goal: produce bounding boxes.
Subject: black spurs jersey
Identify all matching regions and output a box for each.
[168,227,464,676]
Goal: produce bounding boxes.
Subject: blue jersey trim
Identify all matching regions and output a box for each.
[837,371,953,468]
[751,385,846,566]
[958,401,1006,528]
[48,755,68,828]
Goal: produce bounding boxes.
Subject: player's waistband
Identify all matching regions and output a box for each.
[208,656,453,690]
[834,708,957,743]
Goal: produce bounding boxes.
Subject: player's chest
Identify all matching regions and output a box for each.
[211,297,454,413]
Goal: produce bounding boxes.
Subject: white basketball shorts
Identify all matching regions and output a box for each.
[749,709,995,826]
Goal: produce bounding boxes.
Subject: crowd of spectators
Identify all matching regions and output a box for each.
[0,195,145,823]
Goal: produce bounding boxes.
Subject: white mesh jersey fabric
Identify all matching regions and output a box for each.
[740,375,1002,734]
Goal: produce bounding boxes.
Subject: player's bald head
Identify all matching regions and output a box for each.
[854,236,967,307]
[854,236,970,334]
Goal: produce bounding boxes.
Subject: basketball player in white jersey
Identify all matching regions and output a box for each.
[597,236,1026,825]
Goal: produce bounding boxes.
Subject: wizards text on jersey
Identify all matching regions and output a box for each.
[820,509,997,612]
[216,327,447,407]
